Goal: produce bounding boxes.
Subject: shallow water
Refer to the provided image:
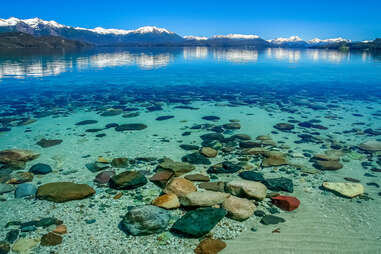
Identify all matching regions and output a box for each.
[0,47,380,254]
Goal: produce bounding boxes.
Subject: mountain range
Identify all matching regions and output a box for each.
[0,17,379,49]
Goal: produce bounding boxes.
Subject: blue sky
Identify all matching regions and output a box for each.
[1,0,380,40]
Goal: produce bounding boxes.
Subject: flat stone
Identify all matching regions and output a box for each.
[274,123,294,131]
[202,116,220,121]
[223,123,241,130]
[75,120,98,125]
[262,151,288,167]
[152,193,180,209]
[155,115,174,121]
[29,163,52,174]
[121,205,170,236]
[149,170,174,188]
[0,183,15,194]
[260,215,286,225]
[164,177,197,197]
[111,158,128,168]
[36,138,63,148]
[264,177,294,193]
[0,149,39,169]
[207,161,241,174]
[194,238,226,254]
[158,158,195,176]
[314,160,343,170]
[182,152,211,165]
[53,225,67,235]
[322,182,364,198]
[184,174,210,182]
[223,196,255,221]
[238,171,265,182]
[40,232,62,246]
[180,191,230,207]
[36,182,95,202]
[171,208,227,237]
[115,123,147,131]
[200,147,218,158]
[8,172,33,184]
[15,183,37,198]
[109,171,147,190]
[358,140,381,152]
[271,195,300,211]
[0,241,10,254]
[12,238,39,253]
[94,171,115,184]
[198,182,226,192]
[226,180,267,200]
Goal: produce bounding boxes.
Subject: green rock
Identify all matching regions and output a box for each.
[109,171,147,190]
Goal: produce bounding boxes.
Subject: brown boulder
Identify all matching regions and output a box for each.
[164,177,197,197]
[194,238,226,254]
[0,149,39,169]
[200,147,218,158]
[262,151,288,167]
[37,182,95,202]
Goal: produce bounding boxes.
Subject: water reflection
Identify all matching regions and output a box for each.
[0,47,379,79]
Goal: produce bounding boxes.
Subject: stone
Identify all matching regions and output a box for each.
[200,147,218,158]
[40,232,62,246]
[15,183,37,198]
[0,183,15,194]
[0,241,10,254]
[101,108,123,116]
[314,160,343,170]
[200,133,225,142]
[182,152,211,165]
[238,171,265,182]
[36,182,95,202]
[75,120,98,125]
[207,161,241,174]
[194,238,226,254]
[274,123,294,131]
[29,163,52,174]
[111,158,129,168]
[271,195,300,211]
[184,174,210,182]
[53,225,67,234]
[260,215,286,225]
[36,138,63,148]
[232,134,252,140]
[8,172,33,184]
[115,123,147,131]
[358,140,381,152]
[121,205,170,236]
[180,144,199,151]
[222,196,255,221]
[164,177,197,197]
[226,180,267,200]
[0,149,39,169]
[109,171,147,190]
[202,116,220,121]
[264,177,294,193]
[12,238,39,253]
[158,158,195,176]
[262,151,288,167]
[180,191,230,207]
[198,182,226,192]
[239,141,261,148]
[322,182,364,198]
[152,193,180,209]
[5,230,19,243]
[94,171,115,184]
[223,122,241,130]
[171,208,227,237]
[149,170,174,188]
[156,115,174,121]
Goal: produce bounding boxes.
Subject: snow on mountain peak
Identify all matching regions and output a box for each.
[308,37,351,44]
[134,26,173,34]
[213,34,260,39]
[270,36,303,43]
[184,35,208,40]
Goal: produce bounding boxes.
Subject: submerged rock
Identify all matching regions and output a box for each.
[198,182,226,192]
[182,152,211,165]
[226,180,267,200]
[207,161,241,174]
[29,163,52,174]
[322,182,364,198]
[94,171,115,184]
[180,191,230,207]
[121,205,170,236]
[223,196,255,221]
[0,183,15,194]
[200,147,218,158]
[8,172,34,184]
[36,182,95,202]
[264,177,294,193]
[15,183,37,198]
[358,140,381,152]
[260,215,286,225]
[164,177,197,197]
[75,120,98,125]
[271,195,300,211]
[158,158,195,176]
[202,116,220,121]
[109,171,147,190]
[152,193,180,209]
[111,157,129,168]
[36,138,63,148]
[274,123,294,131]
[184,174,210,182]
[149,170,174,188]
[0,149,39,169]
[11,238,39,253]
[115,123,147,131]
[40,232,62,246]
[314,160,343,170]
[155,115,174,121]
[194,238,226,254]
[0,241,10,254]
[238,171,265,182]
[171,208,227,237]
[262,151,288,167]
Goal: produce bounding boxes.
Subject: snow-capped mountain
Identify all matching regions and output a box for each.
[308,37,351,45]
[269,36,309,48]
[212,34,260,39]
[184,36,208,40]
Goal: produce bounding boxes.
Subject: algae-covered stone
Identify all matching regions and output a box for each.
[0,149,39,169]
[109,171,147,190]
[171,208,227,237]
[322,182,364,198]
[37,182,95,202]
[158,158,195,176]
[40,232,62,246]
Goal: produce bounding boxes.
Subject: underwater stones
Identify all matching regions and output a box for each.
[115,123,147,131]
[158,158,195,176]
[180,191,230,207]
[222,196,255,221]
[238,171,265,182]
[358,140,381,152]
[198,182,226,192]
[0,183,15,194]
[264,177,294,193]
[121,205,170,236]
[147,105,163,111]
[0,241,10,254]
[75,120,98,125]
[0,149,39,169]
[149,170,174,188]
[202,116,220,121]
[322,182,364,198]
[260,215,286,225]
[182,152,211,165]
[155,115,174,121]
[152,193,180,209]
[239,141,261,148]
[8,172,33,184]
[36,138,63,148]
[194,238,226,254]
[94,171,115,184]
[314,160,343,170]
[109,171,147,190]
[11,238,39,253]
[36,182,95,202]
[184,174,210,182]
[15,183,37,198]
[171,208,227,237]
[111,157,128,168]
[226,180,267,200]
[223,122,241,130]
[207,161,241,174]
[40,232,62,246]
[274,123,294,131]
[105,123,119,129]
[180,144,199,151]
[262,151,288,167]
[271,195,300,211]
[100,108,123,116]
[29,163,52,174]
[232,134,252,140]
[53,225,67,235]
[200,147,218,158]
[164,177,197,197]
[200,133,225,142]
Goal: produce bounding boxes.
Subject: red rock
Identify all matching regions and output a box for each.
[194,238,226,254]
[271,195,300,211]
[149,170,174,188]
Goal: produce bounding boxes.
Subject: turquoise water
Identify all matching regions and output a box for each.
[0,47,380,254]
